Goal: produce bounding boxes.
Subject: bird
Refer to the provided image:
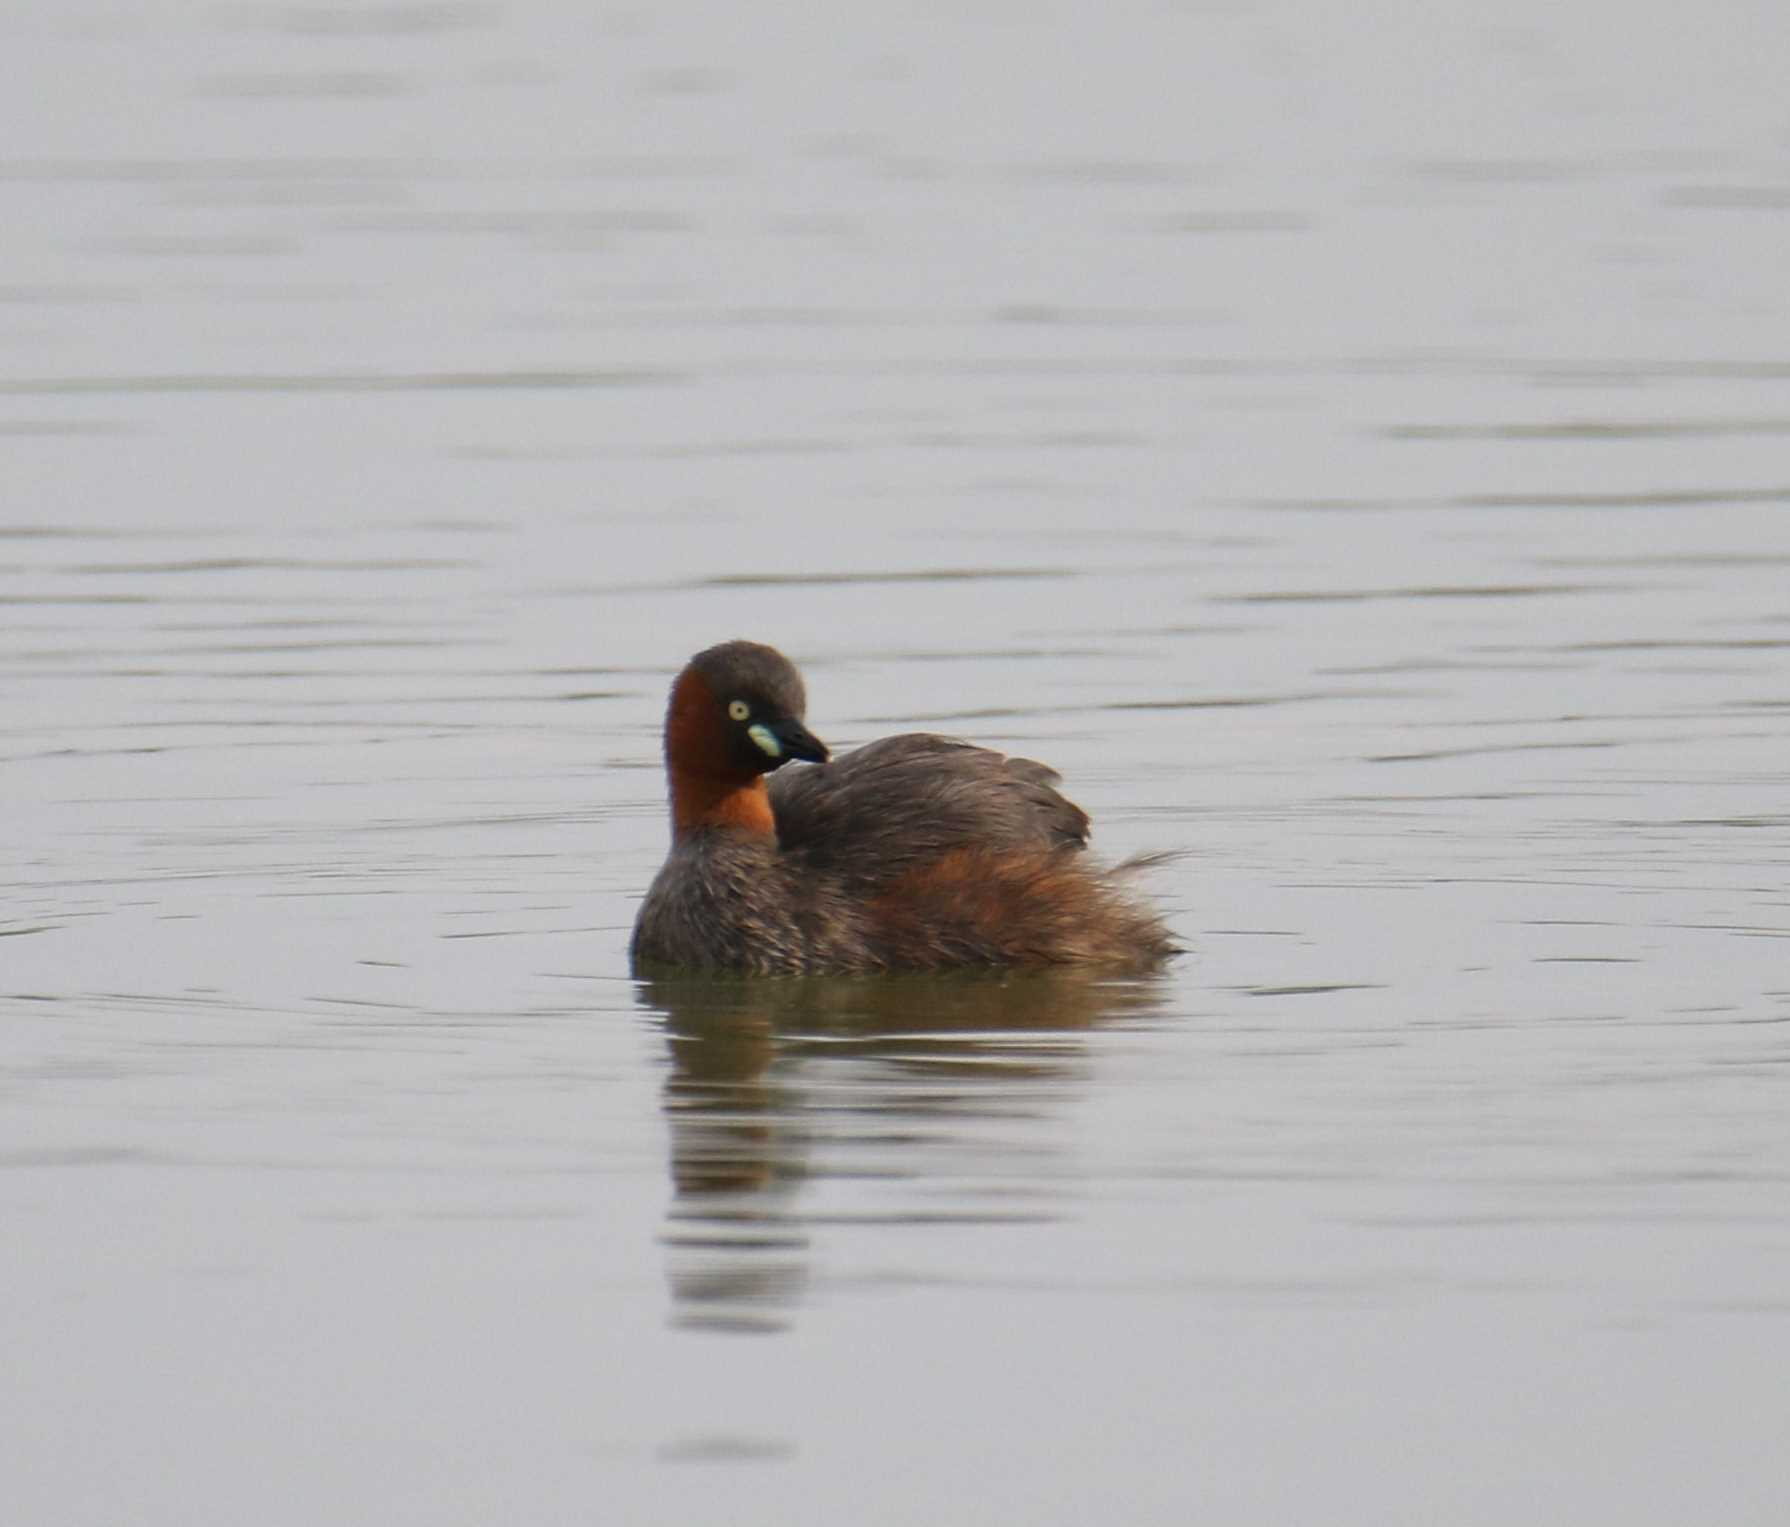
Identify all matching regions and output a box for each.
[630,640,1177,975]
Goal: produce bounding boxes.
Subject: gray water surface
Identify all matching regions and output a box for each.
[6,3,1790,1523]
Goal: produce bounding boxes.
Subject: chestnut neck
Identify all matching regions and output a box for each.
[664,666,778,842]
[670,770,776,840]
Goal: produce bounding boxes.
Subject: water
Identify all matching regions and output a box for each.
[5,2,1790,1522]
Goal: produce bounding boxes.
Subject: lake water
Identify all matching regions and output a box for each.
[5,2,1790,1522]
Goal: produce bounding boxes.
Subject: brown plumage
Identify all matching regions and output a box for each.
[630,640,1178,975]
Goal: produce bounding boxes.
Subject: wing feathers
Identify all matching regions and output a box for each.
[770,733,1090,892]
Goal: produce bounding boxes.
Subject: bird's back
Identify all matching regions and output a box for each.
[769,733,1089,893]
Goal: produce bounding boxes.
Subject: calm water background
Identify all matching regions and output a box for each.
[6,3,1790,1522]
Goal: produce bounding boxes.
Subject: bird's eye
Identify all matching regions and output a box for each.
[727,699,750,722]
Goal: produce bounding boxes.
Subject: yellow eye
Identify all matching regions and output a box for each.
[727,699,750,722]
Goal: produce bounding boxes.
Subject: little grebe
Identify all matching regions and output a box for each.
[630,641,1178,975]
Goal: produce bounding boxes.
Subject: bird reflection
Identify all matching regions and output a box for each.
[638,970,1170,1334]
